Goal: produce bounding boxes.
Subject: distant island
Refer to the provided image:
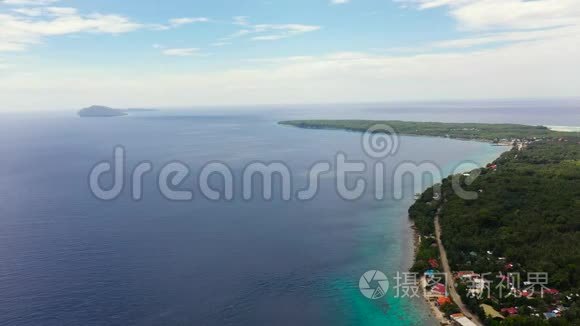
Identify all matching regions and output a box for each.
[78,105,127,117]
[125,108,159,112]
[78,106,158,117]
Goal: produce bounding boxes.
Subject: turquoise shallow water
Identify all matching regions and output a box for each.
[0,111,507,325]
[329,143,507,326]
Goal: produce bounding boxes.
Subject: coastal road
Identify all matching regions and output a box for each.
[434,211,483,326]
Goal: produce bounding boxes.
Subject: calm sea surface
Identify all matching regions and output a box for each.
[0,103,577,325]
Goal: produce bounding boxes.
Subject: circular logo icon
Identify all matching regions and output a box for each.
[362,124,399,159]
[359,270,389,300]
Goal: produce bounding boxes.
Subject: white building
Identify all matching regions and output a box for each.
[450,313,478,326]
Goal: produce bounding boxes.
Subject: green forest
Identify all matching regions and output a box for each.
[279,120,572,142]
[411,139,580,325]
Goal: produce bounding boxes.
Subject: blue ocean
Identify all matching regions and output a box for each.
[0,102,578,325]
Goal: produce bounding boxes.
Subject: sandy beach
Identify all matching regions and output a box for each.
[411,224,450,325]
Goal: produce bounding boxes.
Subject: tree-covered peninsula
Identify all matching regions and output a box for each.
[279,120,572,143]
[282,119,579,325]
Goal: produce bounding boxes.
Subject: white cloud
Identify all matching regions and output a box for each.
[161,47,200,57]
[452,0,580,31]
[223,18,321,41]
[10,6,77,16]
[383,25,580,52]
[2,27,579,109]
[251,24,321,41]
[44,6,77,16]
[433,26,580,49]
[397,0,580,31]
[1,0,59,5]
[151,16,210,30]
[168,17,209,26]
[0,58,9,69]
[251,35,286,41]
[232,16,249,26]
[0,6,142,53]
[391,0,580,68]
[331,0,350,4]
[1,0,578,109]
[11,7,43,16]
[246,56,314,64]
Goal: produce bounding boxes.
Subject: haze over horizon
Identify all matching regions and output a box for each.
[1,0,580,111]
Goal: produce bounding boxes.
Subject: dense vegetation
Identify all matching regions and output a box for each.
[440,140,579,288]
[409,186,440,273]
[412,139,580,325]
[280,120,571,142]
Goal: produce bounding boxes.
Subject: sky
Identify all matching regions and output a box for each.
[0,0,579,110]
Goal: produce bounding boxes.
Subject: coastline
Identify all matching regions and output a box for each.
[408,144,510,325]
[280,119,579,324]
[410,220,450,325]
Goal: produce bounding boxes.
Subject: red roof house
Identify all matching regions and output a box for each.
[428,258,439,269]
[437,296,452,306]
[545,288,560,295]
[501,307,518,316]
[431,283,447,296]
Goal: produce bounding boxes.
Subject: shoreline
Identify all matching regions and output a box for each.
[281,119,579,324]
[408,145,511,325]
[410,221,451,325]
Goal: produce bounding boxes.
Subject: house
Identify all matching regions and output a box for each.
[424,269,436,278]
[481,304,504,320]
[428,258,439,269]
[487,164,497,170]
[544,312,558,319]
[467,278,488,296]
[545,288,560,295]
[456,271,476,278]
[456,271,479,280]
[501,307,518,316]
[450,313,478,326]
[437,296,452,306]
[431,283,447,297]
[556,305,568,313]
[520,289,532,298]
